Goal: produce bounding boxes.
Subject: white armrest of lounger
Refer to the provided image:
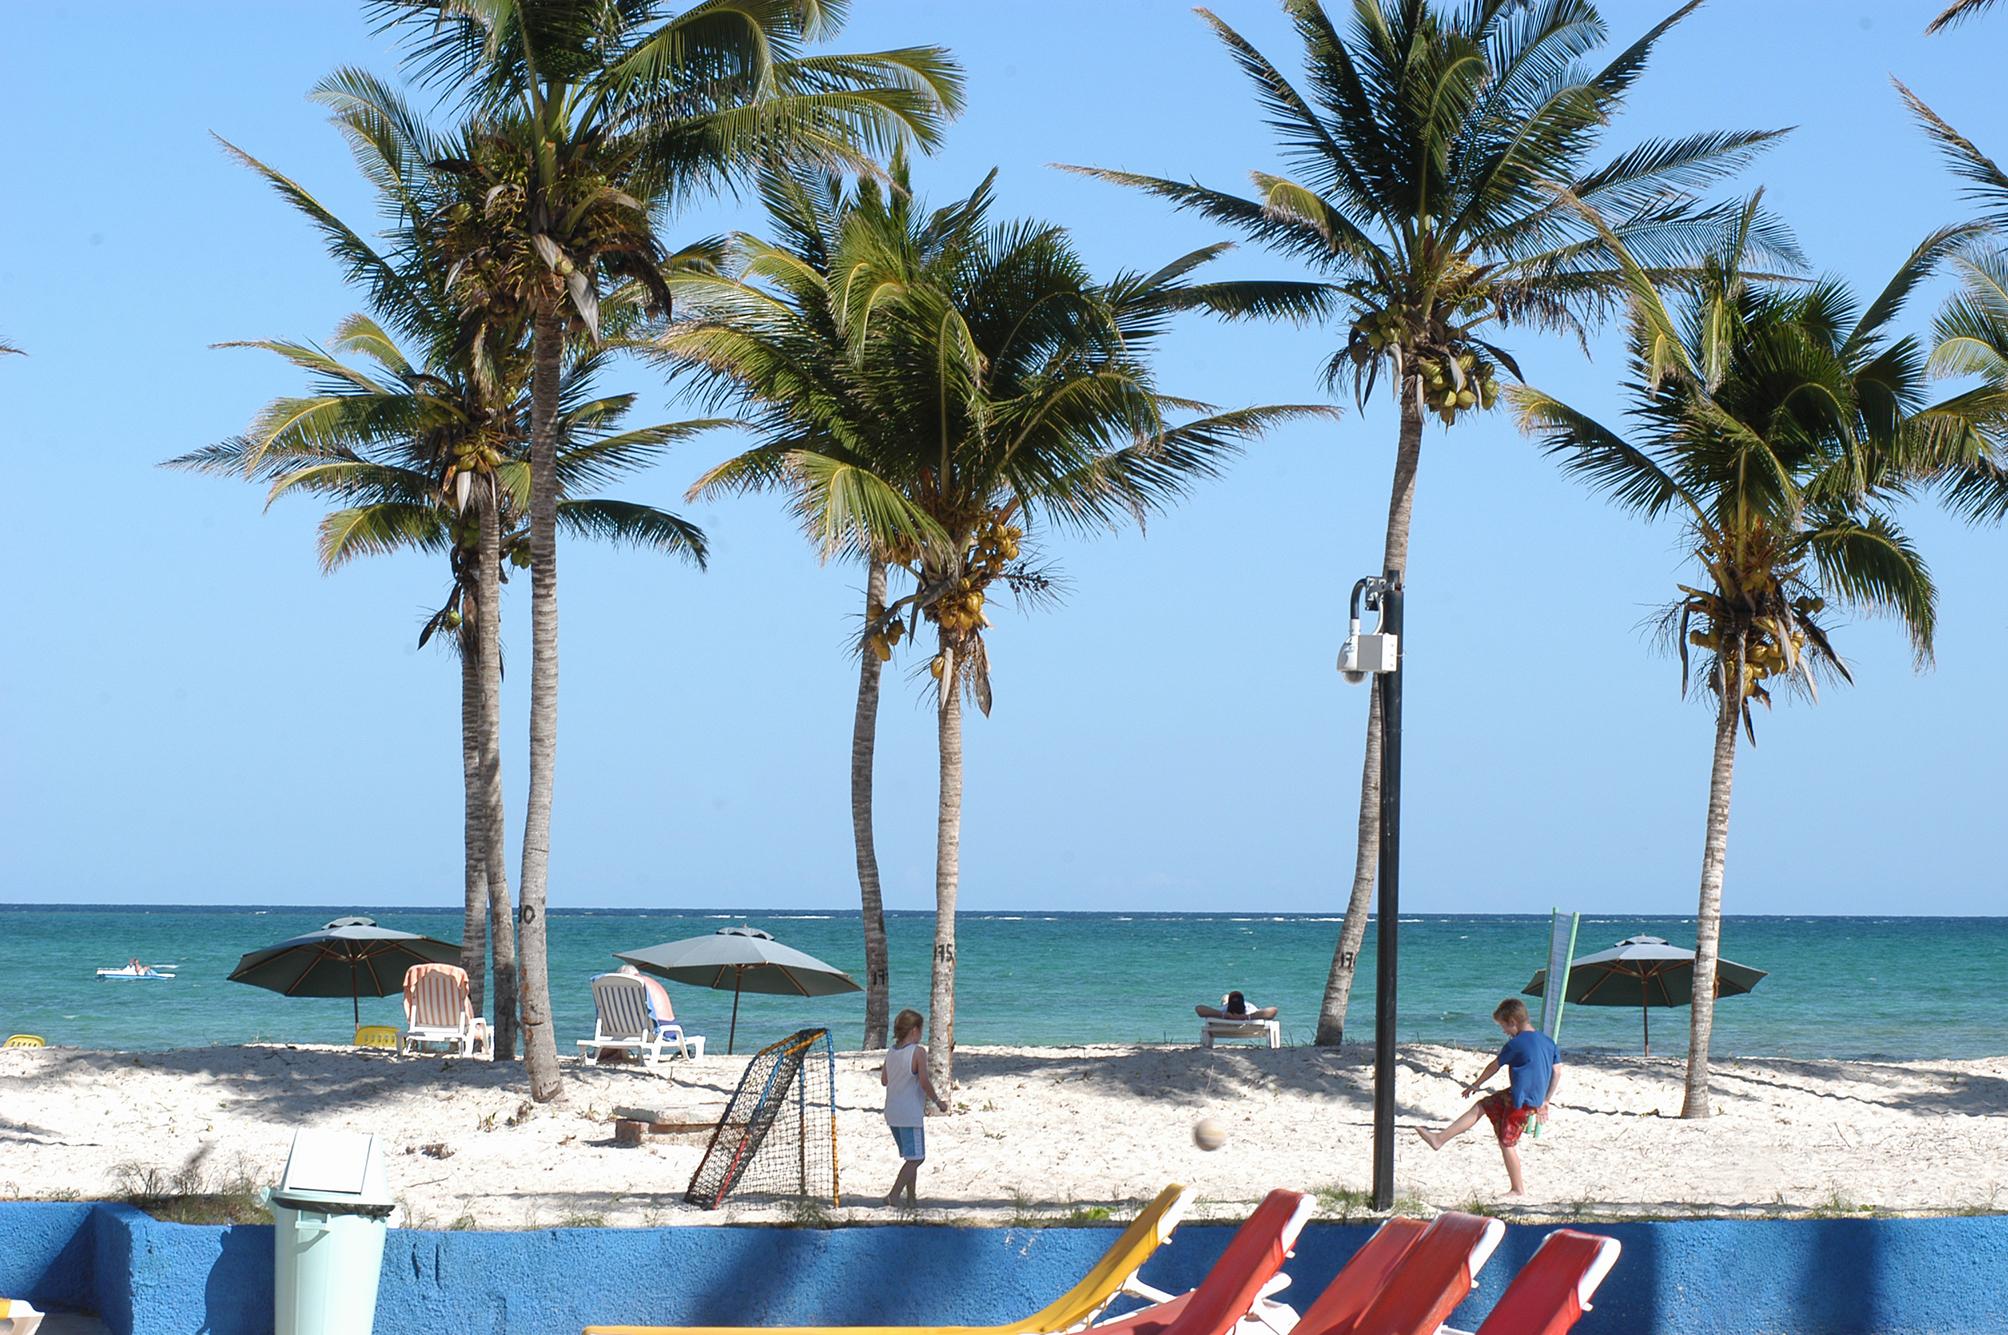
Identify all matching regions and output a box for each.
[2,1298,46,1335]
[1578,1235,1622,1310]
[1245,1293,1299,1335]
[1121,1278,1177,1305]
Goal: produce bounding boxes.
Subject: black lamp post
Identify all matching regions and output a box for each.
[1342,569,1404,1211]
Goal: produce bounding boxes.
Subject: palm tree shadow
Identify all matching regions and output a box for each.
[952,1045,1438,1119]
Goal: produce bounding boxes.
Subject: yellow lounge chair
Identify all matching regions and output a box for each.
[354,1025,400,1051]
[584,1183,1195,1335]
[2,1035,45,1049]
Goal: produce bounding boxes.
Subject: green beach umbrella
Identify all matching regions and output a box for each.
[614,925,860,1054]
[227,916,462,1027]
[1524,934,1766,1056]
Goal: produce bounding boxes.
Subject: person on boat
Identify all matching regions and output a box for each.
[1195,990,1277,1020]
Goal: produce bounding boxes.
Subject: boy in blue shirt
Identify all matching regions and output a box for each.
[1415,998,1561,1198]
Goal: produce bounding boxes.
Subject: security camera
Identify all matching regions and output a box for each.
[1338,626,1398,681]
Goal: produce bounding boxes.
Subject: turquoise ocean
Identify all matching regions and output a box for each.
[1,906,2000,1059]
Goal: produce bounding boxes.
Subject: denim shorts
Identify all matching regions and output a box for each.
[890,1124,925,1161]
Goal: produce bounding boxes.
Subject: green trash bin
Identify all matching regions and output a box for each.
[266,1130,395,1335]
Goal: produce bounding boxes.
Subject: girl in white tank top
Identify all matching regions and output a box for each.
[881,1008,948,1207]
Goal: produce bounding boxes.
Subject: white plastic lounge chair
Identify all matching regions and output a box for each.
[402,962,490,1057]
[576,974,703,1067]
[1201,1016,1281,1049]
[2,1297,45,1335]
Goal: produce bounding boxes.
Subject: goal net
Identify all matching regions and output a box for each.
[685,1027,839,1209]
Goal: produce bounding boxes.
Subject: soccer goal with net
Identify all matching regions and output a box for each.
[686,1027,839,1209]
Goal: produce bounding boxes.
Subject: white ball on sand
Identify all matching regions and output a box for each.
[1192,1117,1228,1152]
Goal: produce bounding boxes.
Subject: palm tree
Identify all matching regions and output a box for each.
[168,325,711,1049]
[0,341,21,356]
[373,0,964,1100]
[183,73,717,1059]
[659,163,950,1050]
[1066,0,1787,1047]
[670,161,1328,1090]
[1511,204,1950,1116]
[199,77,531,1052]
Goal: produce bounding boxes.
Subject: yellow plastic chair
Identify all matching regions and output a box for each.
[2,1035,45,1049]
[354,1025,400,1051]
[585,1183,1194,1335]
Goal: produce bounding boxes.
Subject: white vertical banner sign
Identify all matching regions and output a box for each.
[1542,908,1580,1039]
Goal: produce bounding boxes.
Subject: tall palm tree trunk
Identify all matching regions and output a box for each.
[1682,639,1742,1118]
[853,560,891,1050]
[477,479,519,1060]
[928,641,962,1096]
[517,304,564,1101]
[1315,392,1426,1046]
[458,618,489,1014]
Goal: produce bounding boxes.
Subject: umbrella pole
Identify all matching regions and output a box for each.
[353,988,361,1030]
[1642,1000,1650,1058]
[729,977,742,1055]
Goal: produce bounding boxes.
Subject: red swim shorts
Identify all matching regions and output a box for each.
[1481,1091,1536,1148]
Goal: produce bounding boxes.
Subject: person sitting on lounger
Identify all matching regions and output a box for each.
[615,964,680,1039]
[1195,990,1278,1021]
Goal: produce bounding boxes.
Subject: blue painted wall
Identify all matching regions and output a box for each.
[4,1203,2006,1335]
[0,1203,95,1312]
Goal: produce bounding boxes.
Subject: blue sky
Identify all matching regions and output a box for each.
[2,2,2000,915]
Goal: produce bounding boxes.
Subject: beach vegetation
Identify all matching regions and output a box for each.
[1806,1190,1878,1219]
[782,1197,835,1228]
[1512,201,1956,1118]
[370,0,964,1103]
[1312,1183,1427,1220]
[667,155,1324,1093]
[114,1160,271,1226]
[1064,0,1786,1048]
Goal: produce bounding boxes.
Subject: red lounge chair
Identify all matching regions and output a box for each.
[1090,1189,1316,1335]
[1469,1231,1621,1335]
[1282,1217,1430,1335]
[1341,1212,1505,1335]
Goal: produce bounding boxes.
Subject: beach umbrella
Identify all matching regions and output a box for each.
[1524,934,1766,1055]
[614,925,861,1053]
[228,916,462,1027]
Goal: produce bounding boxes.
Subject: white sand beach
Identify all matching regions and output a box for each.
[2,1042,2001,1227]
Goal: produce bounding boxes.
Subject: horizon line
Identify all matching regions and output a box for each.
[2,902,2001,921]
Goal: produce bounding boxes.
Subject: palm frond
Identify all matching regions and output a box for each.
[1800,509,1936,664]
[319,502,451,572]
[1511,385,1697,521]
[1895,80,2008,225]
[555,499,708,567]
[1926,0,2005,33]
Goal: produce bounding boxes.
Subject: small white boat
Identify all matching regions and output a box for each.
[96,962,176,981]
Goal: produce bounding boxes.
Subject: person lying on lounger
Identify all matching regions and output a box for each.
[1195,990,1278,1021]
